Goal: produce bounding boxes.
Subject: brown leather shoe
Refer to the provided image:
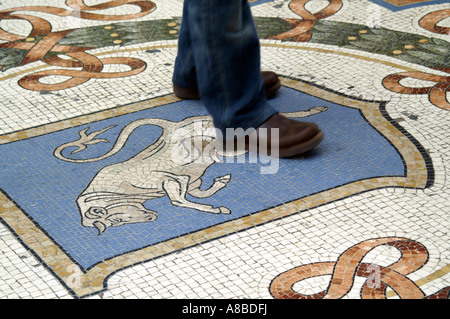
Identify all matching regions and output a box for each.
[229,114,324,158]
[262,71,281,99]
[173,71,281,100]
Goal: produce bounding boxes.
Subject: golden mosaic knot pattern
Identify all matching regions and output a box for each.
[19,53,147,91]
[381,8,450,111]
[419,9,450,35]
[0,0,449,301]
[0,0,155,90]
[270,237,447,299]
[269,0,343,42]
[383,71,450,111]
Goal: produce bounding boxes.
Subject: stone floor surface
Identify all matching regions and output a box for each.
[0,0,449,300]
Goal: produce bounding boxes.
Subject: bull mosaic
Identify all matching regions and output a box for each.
[54,107,327,234]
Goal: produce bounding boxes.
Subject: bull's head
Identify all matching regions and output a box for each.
[77,194,157,235]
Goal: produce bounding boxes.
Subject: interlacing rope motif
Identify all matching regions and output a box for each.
[270,237,450,299]
[383,9,450,111]
[269,0,343,42]
[419,9,450,36]
[1,0,448,107]
[0,0,155,91]
[383,71,450,111]
[269,1,449,111]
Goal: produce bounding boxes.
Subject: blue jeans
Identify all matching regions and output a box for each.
[172,0,278,136]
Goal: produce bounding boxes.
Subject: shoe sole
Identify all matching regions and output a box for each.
[278,130,324,158]
[173,85,200,100]
[174,79,282,100]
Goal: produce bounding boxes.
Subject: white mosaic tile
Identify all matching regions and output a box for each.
[0,0,448,300]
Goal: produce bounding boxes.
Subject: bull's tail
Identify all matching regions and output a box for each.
[281,106,328,118]
[53,118,175,163]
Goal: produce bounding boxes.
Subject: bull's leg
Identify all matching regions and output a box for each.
[163,179,231,215]
[188,174,231,198]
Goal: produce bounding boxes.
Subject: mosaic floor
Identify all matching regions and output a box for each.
[0,0,449,301]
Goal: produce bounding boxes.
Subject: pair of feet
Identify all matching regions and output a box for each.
[173,72,324,158]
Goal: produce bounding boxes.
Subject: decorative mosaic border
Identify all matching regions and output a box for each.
[0,76,433,298]
[369,0,449,12]
[270,236,450,299]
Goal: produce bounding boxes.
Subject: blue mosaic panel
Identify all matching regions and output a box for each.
[249,0,275,6]
[369,0,448,11]
[0,87,405,269]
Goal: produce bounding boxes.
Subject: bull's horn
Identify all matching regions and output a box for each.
[93,221,107,235]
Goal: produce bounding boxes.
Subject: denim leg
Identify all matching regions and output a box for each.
[173,0,277,136]
[172,2,197,89]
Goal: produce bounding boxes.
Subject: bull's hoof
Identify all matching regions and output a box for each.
[214,174,231,186]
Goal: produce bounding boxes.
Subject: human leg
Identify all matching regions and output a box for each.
[173,0,324,157]
[172,1,280,101]
[173,0,278,134]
